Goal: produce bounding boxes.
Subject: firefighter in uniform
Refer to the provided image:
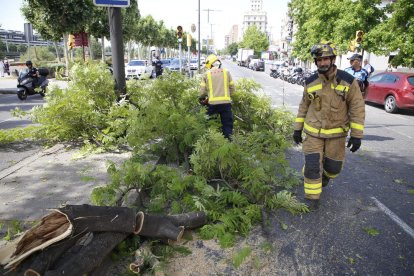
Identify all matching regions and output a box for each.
[293,41,365,210]
[199,54,235,140]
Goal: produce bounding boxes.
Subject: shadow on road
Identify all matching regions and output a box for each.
[366,102,414,116]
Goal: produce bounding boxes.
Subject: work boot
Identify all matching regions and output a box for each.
[322,175,330,187]
[303,198,320,212]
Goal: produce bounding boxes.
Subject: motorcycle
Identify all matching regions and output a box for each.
[17,68,49,100]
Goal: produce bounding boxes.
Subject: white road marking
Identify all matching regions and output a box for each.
[383,126,413,139]
[0,118,14,124]
[371,196,414,239]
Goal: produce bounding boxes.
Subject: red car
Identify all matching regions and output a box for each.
[365,72,414,113]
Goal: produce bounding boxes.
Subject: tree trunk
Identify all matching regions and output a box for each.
[62,33,70,76]
[89,35,94,60]
[53,42,60,62]
[101,37,105,62]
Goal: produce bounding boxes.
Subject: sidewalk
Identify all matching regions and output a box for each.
[0,144,130,222]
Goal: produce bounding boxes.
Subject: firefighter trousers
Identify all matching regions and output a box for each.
[207,103,233,139]
[302,135,346,200]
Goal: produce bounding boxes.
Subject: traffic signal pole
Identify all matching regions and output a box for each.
[108,7,126,97]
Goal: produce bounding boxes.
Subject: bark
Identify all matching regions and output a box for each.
[44,232,128,276]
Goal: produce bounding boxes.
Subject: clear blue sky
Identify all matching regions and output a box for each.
[0,0,289,49]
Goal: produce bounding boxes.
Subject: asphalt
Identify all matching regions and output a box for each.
[0,76,18,94]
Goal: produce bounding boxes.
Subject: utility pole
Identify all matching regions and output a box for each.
[198,0,201,73]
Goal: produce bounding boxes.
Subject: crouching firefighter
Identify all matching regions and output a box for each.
[292,41,365,210]
[199,54,235,140]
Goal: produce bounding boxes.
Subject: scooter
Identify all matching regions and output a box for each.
[17,68,49,100]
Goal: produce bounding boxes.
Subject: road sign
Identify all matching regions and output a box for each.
[93,0,130,7]
[74,32,88,47]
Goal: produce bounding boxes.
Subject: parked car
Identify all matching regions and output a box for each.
[160,59,171,69]
[252,60,265,71]
[189,59,198,70]
[365,72,414,113]
[164,58,188,72]
[125,60,153,79]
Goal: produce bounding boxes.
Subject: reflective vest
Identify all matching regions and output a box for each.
[199,68,235,105]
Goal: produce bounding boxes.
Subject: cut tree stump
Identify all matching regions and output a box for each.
[0,205,207,275]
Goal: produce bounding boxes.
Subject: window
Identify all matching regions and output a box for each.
[368,74,383,83]
[407,76,414,86]
[382,74,399,83]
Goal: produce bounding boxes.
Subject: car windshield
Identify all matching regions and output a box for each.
[190,59,197,64]
[161,59,170,64]
[129,60,145,66]
[170,59,186,66]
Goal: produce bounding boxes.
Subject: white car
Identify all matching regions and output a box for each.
[189,59,198,70]
[125,60,153,79]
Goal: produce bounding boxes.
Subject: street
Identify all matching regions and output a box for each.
[1,63,414,274]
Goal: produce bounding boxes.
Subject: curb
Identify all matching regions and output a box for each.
[0,144,65,180]
[0,88,17,94]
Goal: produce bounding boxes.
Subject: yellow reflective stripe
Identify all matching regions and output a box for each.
[223,69,228,98]
[304,122,349,135]
[304,182,322,194]
[324,170,339,179]
[331,84,350,92]
[307,83,322,93]
[295,117,305,123]
[200,82,206,87]
[207,71,214,100]
[350,122,364,131]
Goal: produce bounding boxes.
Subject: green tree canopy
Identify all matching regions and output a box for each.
[365,0,414,67]
[239,25,269,55]
[226,42,239,56]
[289,0,384,60]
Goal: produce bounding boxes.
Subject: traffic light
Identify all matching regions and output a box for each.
[355,30,364,44]
[176,26,183,39]
[68,34,75,50]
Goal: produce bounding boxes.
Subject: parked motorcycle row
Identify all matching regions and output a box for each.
[270,66,314,87]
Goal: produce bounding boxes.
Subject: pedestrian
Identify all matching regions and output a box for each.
[199,54,235,140]
[152,56,163,78]
[4,60,10,76]
[293,41,365,210]
[0,60,4,77]
[345,54,369,96]
[363,59,374,77]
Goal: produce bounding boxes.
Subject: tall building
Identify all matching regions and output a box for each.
[242,0,267,34]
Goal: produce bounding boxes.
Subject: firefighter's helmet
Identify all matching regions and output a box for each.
[310,41,337,59]
[205,54,219,69]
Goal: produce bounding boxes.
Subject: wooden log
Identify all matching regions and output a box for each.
[129,241,164,275]
[43,232,128,276]
[166,211,207,229]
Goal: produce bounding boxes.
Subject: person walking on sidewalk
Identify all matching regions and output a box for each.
[292,41,365,210]
[199,54,235,140]
[0,60,4,77]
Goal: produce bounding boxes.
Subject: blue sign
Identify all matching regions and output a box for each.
[93,0,130,7]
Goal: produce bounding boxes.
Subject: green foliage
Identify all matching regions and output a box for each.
[363,227,380,236]
[239,25,269,55]
[2,221,22,241]
[30,62,129,149]
[232,247,252,268]
[289,0,385,60]
[365,0,414,67]
[226,42,239,56]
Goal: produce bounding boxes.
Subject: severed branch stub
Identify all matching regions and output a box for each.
[0,205,207,275]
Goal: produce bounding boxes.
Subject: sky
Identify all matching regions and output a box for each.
[0,0,289,49]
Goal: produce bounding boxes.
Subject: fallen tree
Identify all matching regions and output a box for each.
[0,205,206,275]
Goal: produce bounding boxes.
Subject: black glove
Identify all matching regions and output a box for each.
[347,137,361,152]
[293,130,303,144]
[198,96,208,106]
